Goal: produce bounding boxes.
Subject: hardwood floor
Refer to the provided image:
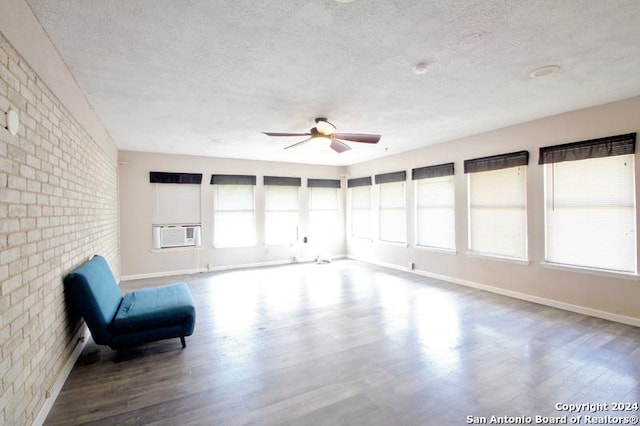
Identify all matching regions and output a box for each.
[45,260,640,425]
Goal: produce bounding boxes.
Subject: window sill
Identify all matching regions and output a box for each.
[415,245,457,255]
[540,262,640,281]
[465,251,530,265]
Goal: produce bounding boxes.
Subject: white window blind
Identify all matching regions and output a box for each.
[544,154,636,272]
[309,187,339,243]
[351,186,371,239]
[379,181,406,243]
[152,183,201,225]
[468,166,527,259]
[416,175,455,250]
[265,185,299,244]
[213,184,256,247]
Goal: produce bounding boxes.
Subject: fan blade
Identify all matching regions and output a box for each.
[284,138,313,150]
[330,139,352,153]
[263,132,311,137]
[332,133,381,144]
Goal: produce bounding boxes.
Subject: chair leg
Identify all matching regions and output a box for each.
[180,336,186,348]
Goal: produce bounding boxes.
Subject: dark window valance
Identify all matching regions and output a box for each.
[539,133,636,165]
[308,178,341,188]
[263,176,302,187]
[412,163,454,180]
[347,176,372,188]
[464,151,529,173]
[210,174,256,185]
[149,172,202,184]
[375,171,407,184]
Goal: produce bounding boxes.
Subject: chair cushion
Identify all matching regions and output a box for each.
[112,283,195,333]
[64,255,123,345]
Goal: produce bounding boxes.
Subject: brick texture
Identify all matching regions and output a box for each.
[0,34,119,424]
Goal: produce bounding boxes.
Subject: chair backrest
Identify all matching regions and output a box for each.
[63,255,123,345]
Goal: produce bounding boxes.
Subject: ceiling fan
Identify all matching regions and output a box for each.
[262,117,381,153]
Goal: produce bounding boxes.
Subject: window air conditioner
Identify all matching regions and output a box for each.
[152,225,201,249]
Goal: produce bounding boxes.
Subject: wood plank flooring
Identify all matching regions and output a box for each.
[45,260,640,425]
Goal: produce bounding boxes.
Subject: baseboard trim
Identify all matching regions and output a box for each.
[33,328,90,426]
[348,255,640,328]
[121,267,208,281]
[120,255,347,281]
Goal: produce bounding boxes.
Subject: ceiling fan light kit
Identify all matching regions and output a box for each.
[315,117,336,135]
[263,117,381,154]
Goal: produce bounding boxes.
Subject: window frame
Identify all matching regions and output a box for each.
[308,179,341,244]
[348,177,373,240]
[211,178,257,248]
[264,176,302,245]
[375,171,407,244]
[539,133,637,274]
[413,163,456,251]
[465,151,529,261]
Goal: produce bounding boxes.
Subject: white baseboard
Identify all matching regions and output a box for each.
[120,255,347,282]
[121,267,208,281]
[348,255,640,328]
[209,259,297,272]
[33,328,89,426]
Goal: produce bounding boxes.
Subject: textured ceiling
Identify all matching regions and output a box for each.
[25,0,640,166]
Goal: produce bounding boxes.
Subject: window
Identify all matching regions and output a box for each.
[376,171,407,243]
[150,172,202,225]
[540,133,636,273]
[308,179,341,243]
[211,175,256,248]
[349,177,372,239]
[413,163,455,250]
[264,176,301,245]
[465,151,528,259]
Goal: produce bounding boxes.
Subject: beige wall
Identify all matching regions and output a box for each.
[119,150,346,278]
[346,95,640,323]
[0,3,119,424]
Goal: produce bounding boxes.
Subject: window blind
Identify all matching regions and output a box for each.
[541,134,636,273]
[212,182,256,248]
[265,183,299,244]
[468,165,527,259]
[152,184,201,225]
[309,187,339,243]
[378,181,406,243]
[350,186,371,238]
[415,174,455,250]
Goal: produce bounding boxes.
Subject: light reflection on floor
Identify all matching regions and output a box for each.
[203,262,466,379]
[48,259,640,425]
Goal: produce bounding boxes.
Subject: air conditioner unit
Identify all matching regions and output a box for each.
[152,225,201,249]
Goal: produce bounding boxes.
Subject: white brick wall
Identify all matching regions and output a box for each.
[0,34,119,424]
